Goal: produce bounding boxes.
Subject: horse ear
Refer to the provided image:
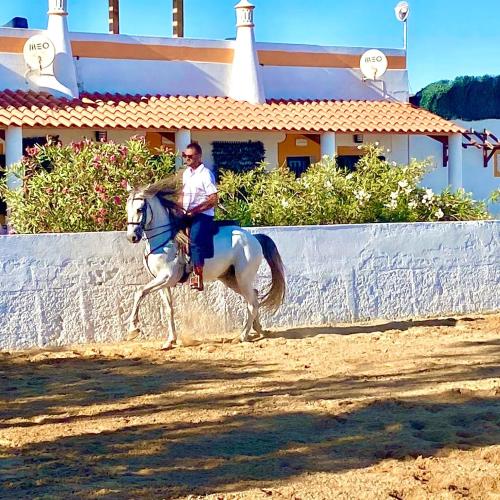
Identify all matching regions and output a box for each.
[126,182,132,192]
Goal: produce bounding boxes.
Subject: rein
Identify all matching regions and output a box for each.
[127,195,185,259]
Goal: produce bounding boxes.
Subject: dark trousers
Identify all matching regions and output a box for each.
[189,213,214,267]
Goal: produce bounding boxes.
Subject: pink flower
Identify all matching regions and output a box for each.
[71,141,84,153]
[26,146,40,157]
[120,179,128,189]
[99,192,108,201]
[113,196,122,205]
[109,155,116,162]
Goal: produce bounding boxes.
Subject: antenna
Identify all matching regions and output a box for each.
[394,1,410,51]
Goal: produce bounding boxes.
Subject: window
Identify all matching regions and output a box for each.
[337,155,362,172]
[337,154,386,172]
[23,136,47,151]
[286,156,310,176]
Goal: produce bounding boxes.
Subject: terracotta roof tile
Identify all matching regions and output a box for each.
[0,90,464,134]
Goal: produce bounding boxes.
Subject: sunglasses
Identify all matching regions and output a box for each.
[182,153,197,159]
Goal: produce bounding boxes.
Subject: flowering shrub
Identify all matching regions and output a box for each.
[217,145,490,226]
[0,138,175,233]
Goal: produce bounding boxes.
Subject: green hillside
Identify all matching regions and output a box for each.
[412,75,500,120]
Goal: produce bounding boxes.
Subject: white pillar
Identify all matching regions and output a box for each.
[175,129,191,169]
[448,133,463,191]
[228,0,265,104]
[46,0,79,98]
[5,126,23,190]
[320,132,336,158]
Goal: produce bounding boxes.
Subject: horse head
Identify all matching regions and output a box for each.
[125,178,187,247]
[126,186,153,243]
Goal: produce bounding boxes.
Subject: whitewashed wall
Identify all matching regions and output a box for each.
[0,28,408,101]
[409,123,500,215]
[1,221,498,351]
[456,119,500,203]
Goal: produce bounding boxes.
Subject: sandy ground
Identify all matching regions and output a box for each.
[1,313,499,499]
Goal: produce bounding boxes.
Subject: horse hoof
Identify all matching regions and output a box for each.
[160,341,175,351]
[126,329,140,341]
[239,335,251,343]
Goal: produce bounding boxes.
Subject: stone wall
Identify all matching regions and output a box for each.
[1,221,498,350]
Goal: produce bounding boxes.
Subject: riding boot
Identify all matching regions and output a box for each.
[190,266,204,291]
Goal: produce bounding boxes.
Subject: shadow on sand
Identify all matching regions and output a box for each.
[0,339,499,498]
[265,316,466,340]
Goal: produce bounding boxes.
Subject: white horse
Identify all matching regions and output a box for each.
[125,179,286,349]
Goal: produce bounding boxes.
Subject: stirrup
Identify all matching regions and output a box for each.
[189,274,204,291]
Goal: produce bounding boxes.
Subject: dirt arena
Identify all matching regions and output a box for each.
[1,313,499,499]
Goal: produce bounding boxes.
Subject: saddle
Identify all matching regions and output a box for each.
[176,220,241,285]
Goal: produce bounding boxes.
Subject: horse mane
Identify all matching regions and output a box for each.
[133,176,184,212]
[132,175,189,247]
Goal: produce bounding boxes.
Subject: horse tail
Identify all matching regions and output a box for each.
[254,233,286,313]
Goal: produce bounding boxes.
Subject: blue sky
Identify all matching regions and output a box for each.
[2,0,499,93]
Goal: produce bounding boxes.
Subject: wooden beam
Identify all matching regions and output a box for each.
[109,0,119,35]
[172,0,184,38]
[484,129,499,142]
[427,135,449,167]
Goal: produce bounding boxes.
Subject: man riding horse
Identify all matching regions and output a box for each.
[181,142,218,292]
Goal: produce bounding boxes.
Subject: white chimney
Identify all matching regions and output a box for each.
[228,0,265,104]
[42,0,79,98]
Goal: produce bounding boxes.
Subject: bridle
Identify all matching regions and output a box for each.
[127,196,184,257]
[127,197,150,230]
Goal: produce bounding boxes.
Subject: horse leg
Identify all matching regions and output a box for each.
[252,289,265,335]
[126,273,171,339]
[159,288,176,350]
[238,284,260,342]
[219,267,263,341]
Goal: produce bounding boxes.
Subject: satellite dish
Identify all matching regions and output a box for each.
[360,49,388,80]
[23,34,56,70]
[395,1,410,22]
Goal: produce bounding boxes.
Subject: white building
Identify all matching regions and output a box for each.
[0,0,497,220]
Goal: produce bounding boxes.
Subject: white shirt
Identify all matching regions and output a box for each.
[182,163,218,216]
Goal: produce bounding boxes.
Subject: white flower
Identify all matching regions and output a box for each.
[398,180,408,189]
[391,161,398,167]
[354,189,370,200]
[390,191,399,200]
[346,173,354,180]
[422,188,435,204]
[354,189,371,206]
[385,200,397,209]
[324,180,333,189]
[281,199,289,208]
[374,141,380,146]
[404,187,413,195]
[435,208,444,219]
[408,200,417,209]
